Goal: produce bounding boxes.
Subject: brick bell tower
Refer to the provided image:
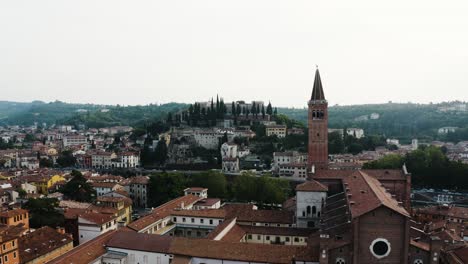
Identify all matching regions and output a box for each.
[308,67,328,171]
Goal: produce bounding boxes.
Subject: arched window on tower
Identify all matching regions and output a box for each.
[312,206,317,215]
[306,206,311,216]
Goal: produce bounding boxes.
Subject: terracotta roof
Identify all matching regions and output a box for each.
[0,208,28,218]
[312,169,407,181]
[453,245,468,263]
[169,237,317,264]
[225,205,295,224]
[0,224,27,242]
[417,205,468,220]
[106,231,172,253]
[219,224,246,242]
[128,195,202,232]
[296,180,328,192]
[78,211,116,225]
[343,170,409,218]
[47,229,120,264]
[410,239,430,252]
[130,176,149,185]
[18,226,73,263]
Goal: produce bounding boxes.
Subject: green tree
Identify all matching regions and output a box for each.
[24,198,64,228]
[147,172,188,206]
[56,150,77,167]
[154,140,168,165]
[61,170,96,202]
[190,171,227,198]
[328,132,345,154]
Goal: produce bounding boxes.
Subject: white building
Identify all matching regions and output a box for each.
[295,180,328,228]
[63,135,87,147]
[265,125,287,138]
[92,152,116,169]
[278,163,308,180]
[194,130,222,150]
[125,176,150,208]
[346,128,365,139]
[184,187,208,199]
[438,127,458,134]
[111,152,140,168]
[273,152,307,172]
[221,142,240,173]
[78,212,118,244]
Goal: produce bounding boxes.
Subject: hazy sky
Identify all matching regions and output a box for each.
[1,1,467,107]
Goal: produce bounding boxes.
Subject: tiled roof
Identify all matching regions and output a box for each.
[343,170,409,218]
[106,231,172,253]
[169,237,317,264]
[18,226,73,263]
[410,239,430,252]
[127,195,202,232]
[47,229,120,264]
[0,208,28,218]
[78,211,116,225]
[296,180,328,192]
[312,169,407,181]
[224,205,295,224]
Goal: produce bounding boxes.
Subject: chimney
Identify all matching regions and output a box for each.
[56,227,65,234]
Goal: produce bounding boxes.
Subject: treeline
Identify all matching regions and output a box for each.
[363,146,468,189]
[147,171,291,208]
[279,102,468,142]
[329,132,387,155]
[182,96,276,127]
[0,100,187,128]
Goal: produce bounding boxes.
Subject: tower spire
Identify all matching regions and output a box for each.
[311,67,325,101]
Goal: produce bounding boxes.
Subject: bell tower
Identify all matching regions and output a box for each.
[308,67,328,171]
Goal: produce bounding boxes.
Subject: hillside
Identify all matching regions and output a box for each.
[1,100,467,141]
[0,101,187,128]
[279,102,468,141]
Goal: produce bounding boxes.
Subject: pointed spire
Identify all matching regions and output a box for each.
[311,66,325,101]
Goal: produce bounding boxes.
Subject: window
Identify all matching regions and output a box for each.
[286,237,290,242]
[336,258,345,264]
[306,206,311,215]
[12,240,15,247]
[294,237,299,242]
[266,236,270,241]
[370,238,391,259]
[257,235,261,240]
[182,218,186,222]
[13,252,16,259]
[312,206,317,215]
[209,219,213,225]
[173,217,177,222]
[247,235,252,239]
[200,219,204,224]
[4,256,7,262]
[191,218,194,223]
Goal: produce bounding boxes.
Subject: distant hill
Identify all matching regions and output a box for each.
[1,100,467,141]
[0,101,187,128]
[279,102,468,141]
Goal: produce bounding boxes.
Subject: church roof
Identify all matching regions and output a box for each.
[311,68,325,101]
[296,180,328,192]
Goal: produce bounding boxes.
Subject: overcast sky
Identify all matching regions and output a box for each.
[1,1,467,107]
